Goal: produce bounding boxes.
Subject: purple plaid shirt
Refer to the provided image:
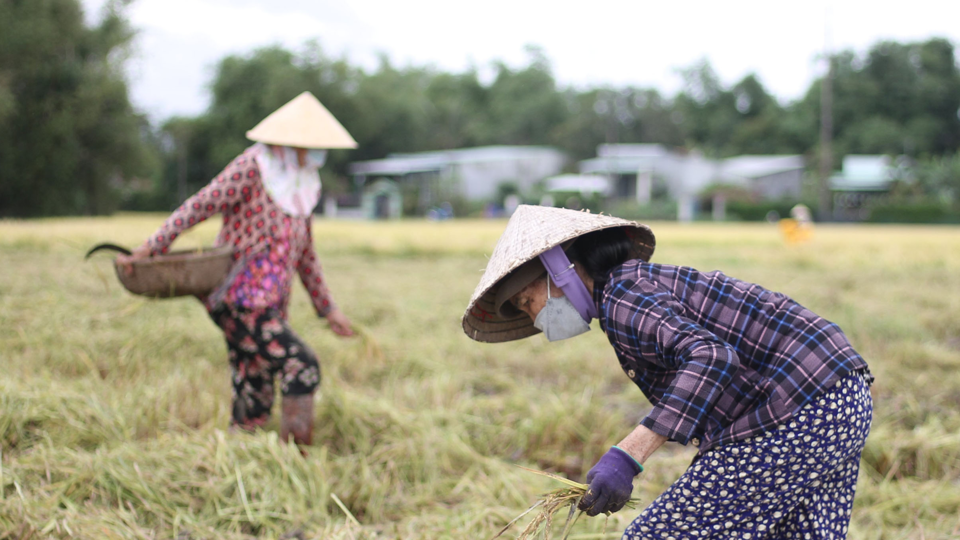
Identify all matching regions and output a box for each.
[596,260,870,453]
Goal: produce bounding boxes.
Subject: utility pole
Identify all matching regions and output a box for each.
[167,121,191,204]
[605,90,618,145]
[177,139,188,204]
[818,9,834,221]
[819,58,834,221]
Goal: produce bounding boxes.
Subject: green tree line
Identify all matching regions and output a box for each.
[2,0,960,217]
[0,0,155,216]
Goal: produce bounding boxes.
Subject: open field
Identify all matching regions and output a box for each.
[2,215,960,539]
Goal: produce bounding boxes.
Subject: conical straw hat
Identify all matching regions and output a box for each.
[246,91,357,149]
[462,205,655,343]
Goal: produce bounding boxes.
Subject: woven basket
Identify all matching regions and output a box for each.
[114,246,234,298]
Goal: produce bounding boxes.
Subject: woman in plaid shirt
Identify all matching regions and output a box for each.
[463,206,873,539]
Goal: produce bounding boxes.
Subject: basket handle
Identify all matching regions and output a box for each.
[84,243,133,259]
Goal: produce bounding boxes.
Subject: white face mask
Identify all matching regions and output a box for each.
[533,278,590,342]
[254,144,322,217]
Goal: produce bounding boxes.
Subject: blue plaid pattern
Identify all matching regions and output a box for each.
[596,261,870,452]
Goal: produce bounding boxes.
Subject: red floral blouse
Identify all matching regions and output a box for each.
[146,146,334,318]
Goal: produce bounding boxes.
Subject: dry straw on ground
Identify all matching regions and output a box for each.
[2,216,960,538]
[491,467,639,540]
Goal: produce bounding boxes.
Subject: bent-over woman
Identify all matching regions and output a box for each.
[463,205,873,539]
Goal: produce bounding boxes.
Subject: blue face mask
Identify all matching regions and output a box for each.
[533,278,591,341]
[306,149,328,168]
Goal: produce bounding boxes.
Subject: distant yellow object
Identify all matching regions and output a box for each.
[779,218,814,244]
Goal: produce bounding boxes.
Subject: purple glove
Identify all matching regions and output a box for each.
[578,446,642,516]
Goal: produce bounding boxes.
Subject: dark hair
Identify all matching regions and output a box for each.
[566,227,634,282]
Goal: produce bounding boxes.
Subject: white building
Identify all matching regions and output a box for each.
[830,155,905,221]
[578,144,806,221]
[544,174,614,197]
[717,155,808,200]
[830,155,898,192]
[348,146,567,216]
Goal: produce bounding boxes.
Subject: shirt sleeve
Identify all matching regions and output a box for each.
[296,218,335,317]
[145,164,250,255]
[604,278,741,445]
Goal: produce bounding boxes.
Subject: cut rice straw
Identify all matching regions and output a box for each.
[345,323,385,364]
[330,493,366,540]
[491,466,638,540]
[330,493,360,528]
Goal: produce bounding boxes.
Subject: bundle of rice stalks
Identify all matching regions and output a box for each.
[350,323,385,364]
[492,467,638,540]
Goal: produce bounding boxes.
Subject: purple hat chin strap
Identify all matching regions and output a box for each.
[539,245,598,322]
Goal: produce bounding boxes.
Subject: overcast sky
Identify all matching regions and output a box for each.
[81,0,960,121]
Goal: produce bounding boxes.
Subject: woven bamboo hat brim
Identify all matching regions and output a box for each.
[246,91,358,149]
[462,205,655,343]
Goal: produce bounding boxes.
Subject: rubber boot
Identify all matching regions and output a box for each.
[280,393,315,447]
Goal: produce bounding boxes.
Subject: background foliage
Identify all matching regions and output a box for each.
[2,0,960,217]
[0,0,154,217]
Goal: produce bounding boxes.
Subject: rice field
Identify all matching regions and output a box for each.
[1,215,959,539]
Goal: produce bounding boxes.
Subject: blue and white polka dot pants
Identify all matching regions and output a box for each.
[623,371,873,539]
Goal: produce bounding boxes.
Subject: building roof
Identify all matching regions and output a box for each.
[545,174,612,195]
[580,147,806,186]
[596,143,671,158]
[580,144,677,175]
[579,156,644,175]
[349,154,448,176]
[830,155,896,191]
[718,155,805,182]
[349,145,566,176]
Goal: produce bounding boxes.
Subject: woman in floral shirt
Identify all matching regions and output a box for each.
[120,92,356,446]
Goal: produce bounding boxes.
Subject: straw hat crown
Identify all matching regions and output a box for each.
[246,91,357,149]
[462,205,655,343]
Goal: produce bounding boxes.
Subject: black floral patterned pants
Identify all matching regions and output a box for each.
[211,306,321,428]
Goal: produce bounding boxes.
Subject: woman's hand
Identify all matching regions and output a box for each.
[578,425,668,516]
[326,309,354,337]
[115,245,151,276]
[578,447,641,516]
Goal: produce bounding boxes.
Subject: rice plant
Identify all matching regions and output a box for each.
[1,216,959,538]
